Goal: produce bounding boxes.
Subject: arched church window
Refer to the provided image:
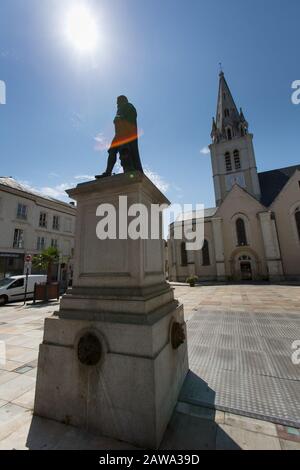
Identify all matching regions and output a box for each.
[240,125,244,137]
[236,218,247,246]
[225,152,232,172]
[295,209,300,241]
[224,108,230,117]
[181,242,188,267]
[227,128,232,140]
[202,240,210,266]
[233,150,241,170]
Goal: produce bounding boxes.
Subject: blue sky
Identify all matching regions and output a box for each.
[0,0,299,209]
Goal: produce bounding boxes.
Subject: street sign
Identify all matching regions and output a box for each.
[24,261,32,271]
[25,255,32,263]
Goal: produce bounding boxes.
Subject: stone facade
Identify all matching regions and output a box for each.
[0,177,76,282]
[168,73,300,282]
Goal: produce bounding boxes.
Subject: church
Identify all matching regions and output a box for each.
[168,72,300,282]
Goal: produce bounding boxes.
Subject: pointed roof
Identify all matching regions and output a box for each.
[216,72,241,132]
[258,165,300,206]
[215,183,267,218]
[211,71,248,143]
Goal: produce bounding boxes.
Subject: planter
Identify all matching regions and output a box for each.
[186,276,198,287]
[34,283,60,303]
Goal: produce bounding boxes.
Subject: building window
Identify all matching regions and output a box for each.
[225,152,232,172]
[39,212,47,228]
[202,240,210,266]
[233,150,241,170]
[53,215,60,231]
[62,240,71,256]
[13,229,24,249]
[64,218,72,233]
[295,210,300,240]
[37,236,46,251]
[17,203,28,220]
[51,239,58,249]
[227,128,232,140]
[224,108,230,117]
[236,218,247,246]
[181,242,188,267]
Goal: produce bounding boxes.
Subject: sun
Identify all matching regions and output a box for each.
[65,4,99,53]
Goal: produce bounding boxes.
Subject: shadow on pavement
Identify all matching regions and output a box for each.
[160,371,240,450]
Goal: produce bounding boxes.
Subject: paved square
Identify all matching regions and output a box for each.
[173,284,300,427]
[0,283,299,449]
[175,284,300,427]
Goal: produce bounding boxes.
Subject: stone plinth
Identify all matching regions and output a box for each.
[34,172,188,449]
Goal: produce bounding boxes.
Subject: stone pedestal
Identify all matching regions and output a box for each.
[34,172,188,449]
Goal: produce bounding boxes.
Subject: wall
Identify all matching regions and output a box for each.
[271,171,300,279]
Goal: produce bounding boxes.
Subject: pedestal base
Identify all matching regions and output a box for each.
[34,301,188,449]
[34,174,189,448]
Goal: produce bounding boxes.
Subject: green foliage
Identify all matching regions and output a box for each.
[33,247,60,270]
[186,275,198,286]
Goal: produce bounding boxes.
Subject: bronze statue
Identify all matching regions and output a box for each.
[96,96,143,178]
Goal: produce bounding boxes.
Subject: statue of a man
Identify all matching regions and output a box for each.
[96,96,143,178]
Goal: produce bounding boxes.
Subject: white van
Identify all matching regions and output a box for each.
[0,275,47,306]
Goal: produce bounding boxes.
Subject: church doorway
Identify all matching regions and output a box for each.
[231,250,259,282]
[240,260,252,281]
[231,249,260,281]
[238,255,253,281]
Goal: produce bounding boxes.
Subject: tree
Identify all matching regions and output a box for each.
[33,247,60,284]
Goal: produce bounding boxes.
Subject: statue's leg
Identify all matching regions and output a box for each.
[120,146,135,173]
[96,148,118,178]
[131,140,143,173]
[105,148,118,174]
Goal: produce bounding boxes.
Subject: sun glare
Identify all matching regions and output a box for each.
[65,5,99,53]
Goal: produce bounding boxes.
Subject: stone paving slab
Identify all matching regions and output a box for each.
[0,287,300,450]
[183,307,300,428]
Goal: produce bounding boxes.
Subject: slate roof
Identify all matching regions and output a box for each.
[258,165,300,207]
[204,207,218,218]
[215,72,241,133]
[0,177,75,209]
[174,207,217,223]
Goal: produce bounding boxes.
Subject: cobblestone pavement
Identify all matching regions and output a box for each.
[0,284,299,450]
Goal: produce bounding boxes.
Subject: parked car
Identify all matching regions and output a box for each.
[0,275,47,306]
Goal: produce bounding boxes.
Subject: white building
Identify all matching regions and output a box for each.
[0,177,76,284]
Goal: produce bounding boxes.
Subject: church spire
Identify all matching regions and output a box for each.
[211,71,248,143]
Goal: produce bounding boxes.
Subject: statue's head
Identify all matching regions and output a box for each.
[117,95,128,106]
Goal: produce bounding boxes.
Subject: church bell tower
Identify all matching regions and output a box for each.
[209,72,261,206]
